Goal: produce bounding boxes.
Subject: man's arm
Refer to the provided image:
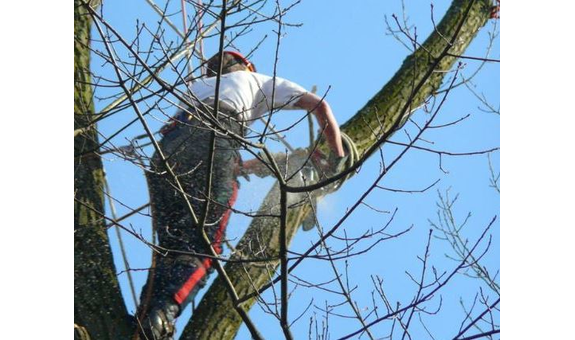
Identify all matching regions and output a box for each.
[294,92,345,157]
[241,90,345,178]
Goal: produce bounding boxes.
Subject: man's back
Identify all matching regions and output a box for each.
[189,70,307,124]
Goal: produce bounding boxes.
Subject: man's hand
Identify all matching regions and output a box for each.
[241,158,269,178]
[329,152,350,176]
[311,149,349,178]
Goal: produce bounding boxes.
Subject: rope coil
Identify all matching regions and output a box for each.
[333,131,359,190]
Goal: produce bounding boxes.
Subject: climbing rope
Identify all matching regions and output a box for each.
[329,131,359,191]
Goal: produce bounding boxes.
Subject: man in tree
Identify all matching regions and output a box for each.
[138,50,346,339]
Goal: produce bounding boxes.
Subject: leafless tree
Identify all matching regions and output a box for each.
[74,0,500,339]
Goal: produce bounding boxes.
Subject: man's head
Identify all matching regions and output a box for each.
[206,51,256,77]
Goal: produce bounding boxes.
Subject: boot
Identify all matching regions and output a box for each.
[140,299,180,340]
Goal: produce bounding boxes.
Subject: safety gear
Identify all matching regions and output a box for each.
[328,153,350,176]
[206,51,256,77]
[223,51,256,73]
[140,106,242,339]
[140,299,180,340]
[310,149,347,178]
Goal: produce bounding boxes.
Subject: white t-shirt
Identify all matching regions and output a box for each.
[188,71,308,125]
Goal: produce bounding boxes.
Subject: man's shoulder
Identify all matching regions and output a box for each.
[227,71,304,93]
[230,70,270,80]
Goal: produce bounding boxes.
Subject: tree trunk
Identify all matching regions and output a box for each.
[74,1,132,339]
[183,0,492,339]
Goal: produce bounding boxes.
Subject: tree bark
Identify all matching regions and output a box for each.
[183,0,492,339]
[74,1,132,339]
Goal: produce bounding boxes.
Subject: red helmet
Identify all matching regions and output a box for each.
[222,51,257,73]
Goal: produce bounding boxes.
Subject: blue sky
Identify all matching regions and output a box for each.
[92,1,500,338]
